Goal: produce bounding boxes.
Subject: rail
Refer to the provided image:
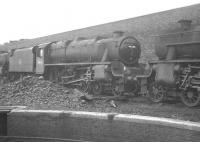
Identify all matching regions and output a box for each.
[0,136,91,142]
[0,106,26,113]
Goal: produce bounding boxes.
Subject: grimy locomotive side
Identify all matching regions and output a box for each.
[1,19,200,107]
[0,31,142,96]
[43,31,142,95]
[138,19,200,107]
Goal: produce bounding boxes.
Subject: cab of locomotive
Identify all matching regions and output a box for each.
[34,43,51,75]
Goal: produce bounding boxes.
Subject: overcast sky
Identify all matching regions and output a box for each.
[0,0,200,44]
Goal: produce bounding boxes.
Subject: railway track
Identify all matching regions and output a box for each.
[0,136,91,142]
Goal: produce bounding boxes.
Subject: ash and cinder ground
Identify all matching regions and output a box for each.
[0,76,199,122]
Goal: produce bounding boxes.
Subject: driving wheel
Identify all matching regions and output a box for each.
[148,82,166,103]
[78,81,89,93]
[91,82,103,95]
[180,89,200,107]
[112,86,123,96]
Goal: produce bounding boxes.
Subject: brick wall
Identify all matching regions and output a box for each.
[1,4,200,61]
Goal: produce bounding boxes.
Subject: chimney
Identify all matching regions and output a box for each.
[178,19,192,30]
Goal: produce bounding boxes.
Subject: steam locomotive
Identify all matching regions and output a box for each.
[138,19,200,107]
[0,31,143,96]
[1,19,200,107]
[44,31,143,95]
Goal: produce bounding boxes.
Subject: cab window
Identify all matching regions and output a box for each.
[37,48,43,58]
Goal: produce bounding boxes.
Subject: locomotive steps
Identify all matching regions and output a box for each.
[1,108,200,142]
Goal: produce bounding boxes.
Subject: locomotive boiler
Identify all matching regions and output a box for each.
[46,31,140,65]
[44,31,142,95]
[140,20,200,107]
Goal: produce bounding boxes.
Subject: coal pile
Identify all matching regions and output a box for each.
[0,76,200,122]
[0,75,118,111]
[0,76,86,109]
